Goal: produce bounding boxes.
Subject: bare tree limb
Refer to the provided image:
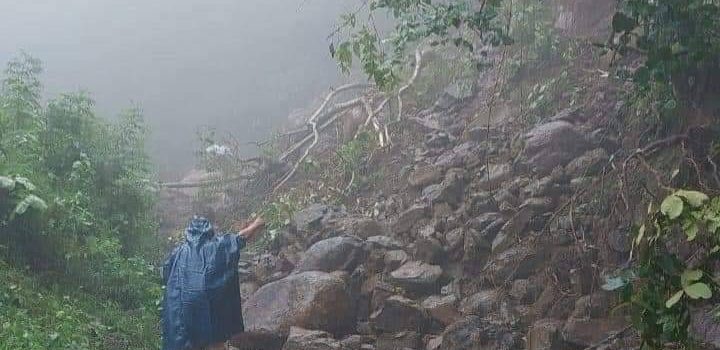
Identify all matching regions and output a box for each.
[279,98,363,162]
[161,175,253,189]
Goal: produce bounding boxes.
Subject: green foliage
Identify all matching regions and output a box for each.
[336,132,373,176]
[0,54,161,348]
[332,0,511,88]
[611,0,720,119]
[0,261,159,349]
[605,189,720,349]
[409,49,478,108]
[505,0,565,75]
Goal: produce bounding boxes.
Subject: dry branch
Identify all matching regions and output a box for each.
[272,47,426,193]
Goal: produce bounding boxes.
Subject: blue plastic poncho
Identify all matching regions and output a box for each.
[162,217,246,350]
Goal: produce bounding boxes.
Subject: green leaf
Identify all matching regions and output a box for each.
[675,190,709,207]
[0,176,15,191]
[683,282,712,299]
[661,195,684,219]
[681,269,703,286]
[684,221,699,241]
[666,290,684,308]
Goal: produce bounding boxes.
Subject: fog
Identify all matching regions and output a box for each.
[0,0,356,180]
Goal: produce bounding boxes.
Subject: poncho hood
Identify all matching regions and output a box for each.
[186,216,215,246]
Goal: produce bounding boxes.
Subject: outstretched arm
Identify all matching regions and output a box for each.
[238,217,265,239]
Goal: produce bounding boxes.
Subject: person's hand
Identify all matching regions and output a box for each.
[252,217,266,229]
[239,216,265,239]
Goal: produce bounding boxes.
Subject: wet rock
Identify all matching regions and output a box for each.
[370,295,428,333]
[494,189,520,209]
[389,261,443,294]
[293,204,344,232]
[326,216,386,239]
[484,241,549,281]
[413,236,446,264]
[384,250,409,272]
[366,235,404,251]
[376,331,422,350]
[243,271,355,336]
[370,280,396,313]
[570,292,615,319]
[339,335,370,350]
[392,204,430,234]
[463,225,500,266]
[509,279,543,304]
[422,294,460,326]
[434,141,482,170]
[477,163,513,190]
[426,336,443,350]
[239,281,260,303]
[444,227,466,257]
[523,120,590,175]
[422,168,465,207]
[459,290,501,316]
[522,176,567,198]
[229,331,285,350]
[409,164,443,188]
[492,207,533,253]
[254,253,294,285]
[562,317,627,347]
[527,319,566,350]
[440,316,523,350]
[467,192,499,215]
[467,212,505,232]
[691,306,720,347]
[282,327,341,350]
[565,148,609,178]
[425,131,452,149]
[295,236,366,273]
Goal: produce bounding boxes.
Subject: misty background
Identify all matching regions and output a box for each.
[0,0,357,180]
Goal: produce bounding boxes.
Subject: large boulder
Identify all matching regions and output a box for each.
[564,148,609,178]
[282,327,341,350]
[422,294,460,326]
[370,295,428,333]
[376,331,423,350]
[691,306,720,347]
[422,168,465,207]
[523,120,590,175]
[408,163,443,188]
[459,290,501,316]
[389,261,443,294]
[527,319,567,350]
[440,316,523,350]
[476,163,512,190]
[392,204,430,234]
[483,240,550,281]
[295,236,366,273]
[325,216,386,239]
[243,271,355,336]
[293,204,344,232]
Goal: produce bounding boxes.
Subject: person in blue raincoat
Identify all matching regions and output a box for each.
[162,215,265,350]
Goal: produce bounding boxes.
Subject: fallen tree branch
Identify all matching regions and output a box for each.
[279,84,373,161]
[279,98,363,162]
[161,175,253,189]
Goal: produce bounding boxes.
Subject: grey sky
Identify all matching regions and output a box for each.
[0,0,356,179]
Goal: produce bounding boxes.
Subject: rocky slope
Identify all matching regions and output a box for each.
[157,1,720,349]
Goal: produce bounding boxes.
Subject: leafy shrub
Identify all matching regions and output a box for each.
[605,190,720,348]
[0,54,162,347]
